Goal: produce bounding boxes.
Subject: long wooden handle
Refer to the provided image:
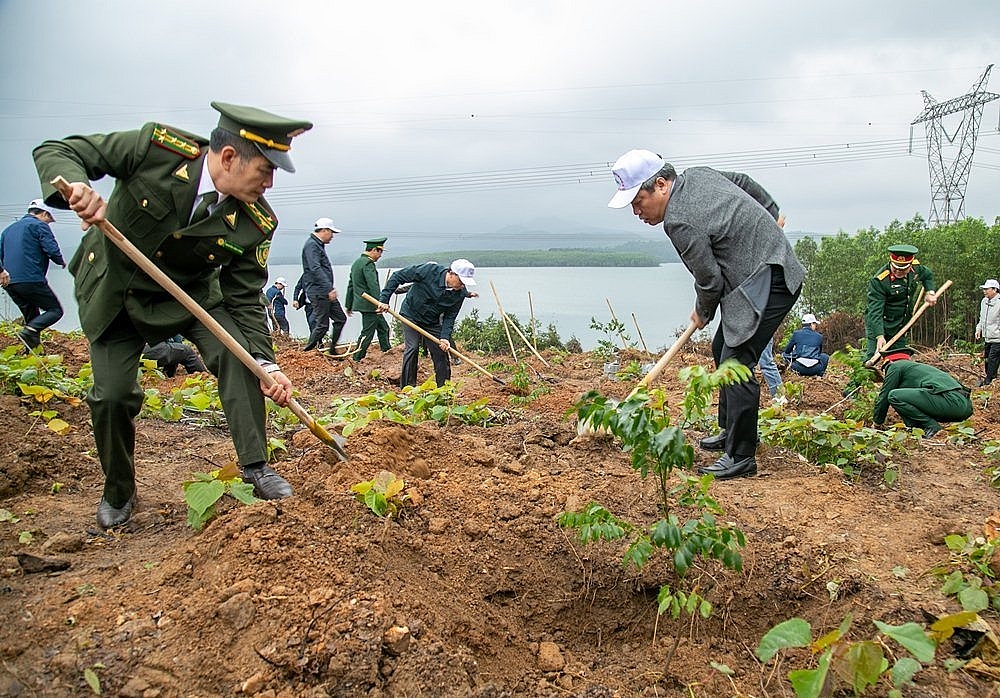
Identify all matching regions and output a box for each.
[865,279,952,367]
[490,281,550,367]
[627,320,699,398]
[51,176,348,461]
[361,292,504,384]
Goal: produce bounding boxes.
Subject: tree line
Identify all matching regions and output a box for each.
[795,215,1000,347]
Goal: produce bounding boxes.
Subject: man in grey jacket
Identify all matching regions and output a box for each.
[976,279,1000,387]
[609,149,804,480]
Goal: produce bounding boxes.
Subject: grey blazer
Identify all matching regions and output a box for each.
[663,167,805,346]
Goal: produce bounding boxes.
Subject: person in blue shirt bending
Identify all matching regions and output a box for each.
[782,313,830,377]
[0,199,66,349]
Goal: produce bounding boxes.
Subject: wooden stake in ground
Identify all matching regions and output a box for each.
[528,291,537,351]
[361,292,506,385]
[605,298,629,349]
[489,281,519,361]
[50,176,348,462]
[631,312,650,355]
[490,282,550,367]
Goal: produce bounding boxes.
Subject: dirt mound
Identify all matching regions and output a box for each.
[1,334,999,697]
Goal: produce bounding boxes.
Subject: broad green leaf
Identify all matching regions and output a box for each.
[874,621,936,663]
[183,479,225,516]
[83,667,101,695]
[757,618,812,662]
[846,641,886,694]
[958,586,989,612]
[891,657,922,687]
[228,481,259,505]
[788,649,830,698]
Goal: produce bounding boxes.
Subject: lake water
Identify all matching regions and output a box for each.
[7,263,709,351]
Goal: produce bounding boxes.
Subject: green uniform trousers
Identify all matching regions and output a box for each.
[351,311,390,361]
[886,387,973,431]
[89,309,268,507]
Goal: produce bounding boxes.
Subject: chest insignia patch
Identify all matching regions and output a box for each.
[256,239,271,268]
[173,163,190,181]
[151,125,201,159]
[224,211,237,230]
[217,237,244,255]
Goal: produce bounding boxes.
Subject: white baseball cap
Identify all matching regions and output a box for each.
[314,217,340,233]
[802,313,818,324]
[449,258,477,286]
[608,149,666,209]
[28,198,55,218]
[275,277,287,286]
[981,279,1000,290]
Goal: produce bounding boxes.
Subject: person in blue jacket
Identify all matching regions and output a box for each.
[783,313,830,376]
[0,199,66,349]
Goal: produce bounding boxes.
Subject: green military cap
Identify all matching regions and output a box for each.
[364,237,388,251]
[211,101,313,173]
[887,244,919,257]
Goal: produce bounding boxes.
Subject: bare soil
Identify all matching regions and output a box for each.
[1,332,999,698]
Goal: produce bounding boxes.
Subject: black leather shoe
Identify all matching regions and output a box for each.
[922,424,942,438]
[698,455,757,480]
[96,494,136,528]
[699,430,727,451]
[242,465,293,500]
[18,327,40,349]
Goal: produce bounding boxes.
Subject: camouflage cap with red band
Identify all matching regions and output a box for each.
[211,101,312,173]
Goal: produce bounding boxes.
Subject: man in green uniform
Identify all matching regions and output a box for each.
[344,237,390,361]
[864,244,936,361]
[32,102,312,528]
[873,350,972,437]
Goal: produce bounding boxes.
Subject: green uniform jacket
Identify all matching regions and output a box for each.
[873,360,970,425]
[344,253,379,313]
[864,262,934,340]
[32,123,276,360]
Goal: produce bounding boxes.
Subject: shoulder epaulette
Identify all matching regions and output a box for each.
[241,199,277,236]
[150,124,202,159]
[912,259,921,266]
[876,269,890,281]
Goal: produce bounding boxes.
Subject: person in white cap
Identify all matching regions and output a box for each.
[300,217,347,353]
[976,279,1000,386]
[608,149,804,481]
[0,198,66,349]
[375,259,477,388]
[265,276,290,337]
[782,313,830,377]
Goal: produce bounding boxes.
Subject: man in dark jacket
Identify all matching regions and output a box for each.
[265,277,289,336]
[0,199,66,349]
[300,217,346,353]
[345,237,390,361]
[608,149,804,480]
[33,101,310,528]
[782,313,830,376]
[291,275,314,333]
[376,259,476,387]
[873,351,972,437]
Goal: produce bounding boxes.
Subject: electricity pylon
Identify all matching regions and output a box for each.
[910,65,1000,225]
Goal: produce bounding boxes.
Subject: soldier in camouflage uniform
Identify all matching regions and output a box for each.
[864,244,936,361]
[33,102,311,528]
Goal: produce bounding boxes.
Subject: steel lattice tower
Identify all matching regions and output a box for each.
[910,65,1000,225]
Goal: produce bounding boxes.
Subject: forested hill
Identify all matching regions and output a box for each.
[379,240,681,268]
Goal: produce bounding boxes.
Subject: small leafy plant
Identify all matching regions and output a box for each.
[351,470,409,518]
[678,359,753,431]
[560,370,747,621]
[182,461,259,530]
[934,533,1000,612]
[756,612,970,697]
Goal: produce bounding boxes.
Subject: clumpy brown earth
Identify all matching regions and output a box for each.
[2,331,1000,697]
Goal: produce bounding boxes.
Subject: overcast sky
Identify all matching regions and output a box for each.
[2,0,1000,252]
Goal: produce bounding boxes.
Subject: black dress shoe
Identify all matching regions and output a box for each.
[18,327,40,349]
[242,465,293,500]
[699,430,727,451]
[96,494,136,528]
[698,455,757,480]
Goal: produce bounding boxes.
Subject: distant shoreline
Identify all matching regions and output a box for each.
[268,250,667,268]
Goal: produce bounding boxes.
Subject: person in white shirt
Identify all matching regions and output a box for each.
[975,279,1000,387]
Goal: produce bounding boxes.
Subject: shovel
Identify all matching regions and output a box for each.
[577,319,699,435]
[361,292,506,385]
[51,176,349,462]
